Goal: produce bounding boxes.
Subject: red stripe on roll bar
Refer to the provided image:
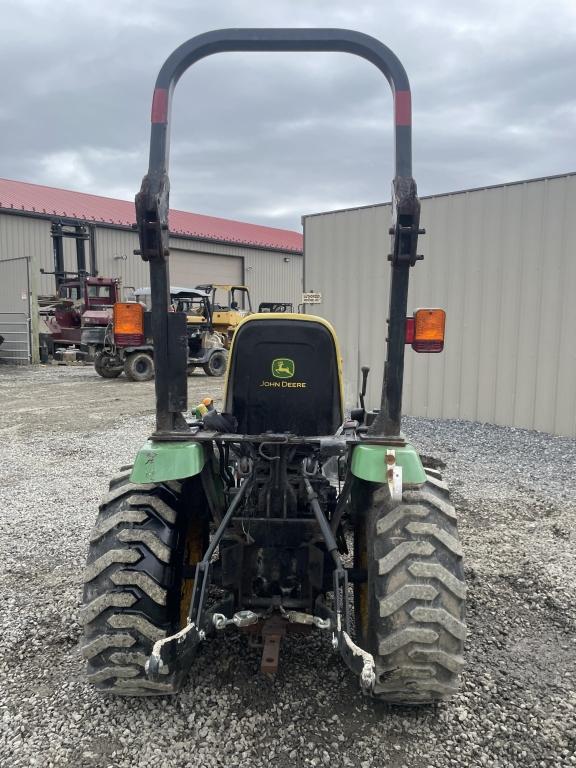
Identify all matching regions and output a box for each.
[395,90,411,126]
[151,88,168,123]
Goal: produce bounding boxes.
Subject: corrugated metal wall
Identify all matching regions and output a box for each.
[244,248,302,311]
[0,214,80,295]
[303,174,576,437]
[0,212,304,349]
[171,236,302,309]
[85,226,303,309]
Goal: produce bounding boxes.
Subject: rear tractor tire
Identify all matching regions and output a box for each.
[80,471,207,695]
[124,352,154,382]
[94,351,122,379]
[354,474,466,704]
[203,349,227,377]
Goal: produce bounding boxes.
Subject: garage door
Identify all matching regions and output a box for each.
[168,249,242,288]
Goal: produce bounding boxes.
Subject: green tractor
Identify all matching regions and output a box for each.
[80,29,465,704]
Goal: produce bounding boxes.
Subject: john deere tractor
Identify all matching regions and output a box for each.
[80,29,466,703]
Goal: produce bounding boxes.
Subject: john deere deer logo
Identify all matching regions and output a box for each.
[272,358,295,379]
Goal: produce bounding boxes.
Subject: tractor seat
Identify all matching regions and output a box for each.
[224,315,343,436]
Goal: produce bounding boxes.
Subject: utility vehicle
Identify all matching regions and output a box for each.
[94,287,227,380]
[258,302,293,313]
[196,284,252,346]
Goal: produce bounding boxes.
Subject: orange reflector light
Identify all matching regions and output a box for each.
[412,308,446,353]
[114,302,144,334]
[114,302,144,346]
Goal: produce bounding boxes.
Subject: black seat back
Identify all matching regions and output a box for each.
[225,316,343,436]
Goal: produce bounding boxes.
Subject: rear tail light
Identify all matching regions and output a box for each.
[114,302,145,346]
[405,308,446,352]
[404,316,415,344]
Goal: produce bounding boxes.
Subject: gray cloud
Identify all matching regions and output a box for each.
[1,0,574,229]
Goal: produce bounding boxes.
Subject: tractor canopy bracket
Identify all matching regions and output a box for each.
[388,176,424,267]
[134,173,170,263]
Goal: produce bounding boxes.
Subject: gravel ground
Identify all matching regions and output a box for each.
[0,364,575,768]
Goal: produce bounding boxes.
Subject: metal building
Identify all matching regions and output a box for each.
[0,178,303,363]
[303,172,576,437]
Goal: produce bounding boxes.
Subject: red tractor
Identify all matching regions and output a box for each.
[39,275,120,361]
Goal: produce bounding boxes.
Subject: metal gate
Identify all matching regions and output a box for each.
[0,257,31,364]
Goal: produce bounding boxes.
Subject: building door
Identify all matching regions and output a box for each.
[168,250,243,287]
[0,257,31,364]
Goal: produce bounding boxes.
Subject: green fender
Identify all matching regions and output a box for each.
[350,443,427,485]
[130,440,206,484]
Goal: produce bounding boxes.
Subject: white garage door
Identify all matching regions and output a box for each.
[169,249,242,288]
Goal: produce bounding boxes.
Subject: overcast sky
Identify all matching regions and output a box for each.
[1,0,574,230]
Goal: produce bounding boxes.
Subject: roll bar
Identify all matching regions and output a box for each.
[135,28,422,436]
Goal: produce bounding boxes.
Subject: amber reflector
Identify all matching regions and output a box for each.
[412,308,446,352]
[114,302,144,335]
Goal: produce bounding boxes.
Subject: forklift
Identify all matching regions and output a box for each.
[39,219,119,360]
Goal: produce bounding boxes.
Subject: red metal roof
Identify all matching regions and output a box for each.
[0,178,303,254]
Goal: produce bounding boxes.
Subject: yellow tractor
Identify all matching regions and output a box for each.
[195,284,252,346]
